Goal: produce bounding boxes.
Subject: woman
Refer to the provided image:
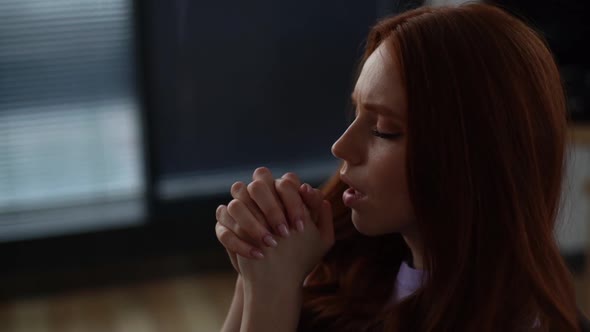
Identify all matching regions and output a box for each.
[215,3,585,331]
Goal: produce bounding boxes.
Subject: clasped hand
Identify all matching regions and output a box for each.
[215,167,334,288]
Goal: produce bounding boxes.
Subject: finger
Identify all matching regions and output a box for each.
[275,178,306,233]
[247,179,291,238]
[316,200,335,250]
[218,203,278,249]
[252,167,278,198]
[216,221,264,259]
[280,172,302,187]
[298,183,324,223]
[278,172,306,226]
[230,181,267,225]
[252,167,291,235]
[252,167,290,224]
[252,166,275,182]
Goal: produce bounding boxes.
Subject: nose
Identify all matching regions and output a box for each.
[331,125,362,165]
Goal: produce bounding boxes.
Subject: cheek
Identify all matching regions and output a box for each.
[375,184,414,233]
[352,147,415,236]
[354,159,414,235]
[373,153,407,201]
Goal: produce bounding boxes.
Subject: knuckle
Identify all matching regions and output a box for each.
[217,226,233,243]
[225,214,248,236]
[253,167,271,177]
[216,205,224,220]
[276,182,299,205]
[275,178,291,191]
[226,199,242,215]
[247,180,265,194]
[282,172,297,178]
[230,181,244,195]
[282,178,298,189]
[282,172,301,183]
[232,222,244,236]
[218,212,235,228]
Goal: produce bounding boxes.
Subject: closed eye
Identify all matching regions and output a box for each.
[371,129,402,140]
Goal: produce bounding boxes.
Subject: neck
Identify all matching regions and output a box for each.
[402,228,424,270]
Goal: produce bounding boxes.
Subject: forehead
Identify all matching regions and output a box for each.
[353,43,406,113]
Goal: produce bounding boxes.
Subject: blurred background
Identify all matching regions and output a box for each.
[0,0,588,331]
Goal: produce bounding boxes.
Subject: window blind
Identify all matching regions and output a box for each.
[0,0,145,240]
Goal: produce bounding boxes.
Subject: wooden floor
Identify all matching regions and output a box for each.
[0,273,236,332]
[1,270,589,332]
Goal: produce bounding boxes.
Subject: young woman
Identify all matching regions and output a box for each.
[215,3,586,331]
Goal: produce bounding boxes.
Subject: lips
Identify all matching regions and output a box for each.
[340,173,367,207]
[342,187,366,207]
[340,173,362,193]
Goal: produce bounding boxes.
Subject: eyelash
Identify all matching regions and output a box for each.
[371,129,402,140]
[348,114,401,140]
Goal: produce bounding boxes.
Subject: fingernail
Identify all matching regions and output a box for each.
[304,183,311,193]
[296,219,304,232]
[263,234,278,248]
[251,249,264,259]
[278,224,290,237]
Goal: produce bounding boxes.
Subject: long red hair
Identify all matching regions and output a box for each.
[299,3,579,331]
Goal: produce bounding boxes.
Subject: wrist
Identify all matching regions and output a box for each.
[243,278,303,303]
[243,275,303,295]
[241,279,303,332]
[220,275,245,332]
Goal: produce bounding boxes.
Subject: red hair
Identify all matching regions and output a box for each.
[299,3,579,331]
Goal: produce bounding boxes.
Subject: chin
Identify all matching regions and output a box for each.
[351,212,387,236]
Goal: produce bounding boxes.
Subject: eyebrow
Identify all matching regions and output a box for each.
[351,93,405,121]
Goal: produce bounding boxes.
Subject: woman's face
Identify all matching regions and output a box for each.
[331,42,415,236]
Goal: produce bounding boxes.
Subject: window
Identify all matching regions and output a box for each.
[0,0,145,241]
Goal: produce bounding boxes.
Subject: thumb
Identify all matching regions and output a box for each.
[317,200,335,250]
